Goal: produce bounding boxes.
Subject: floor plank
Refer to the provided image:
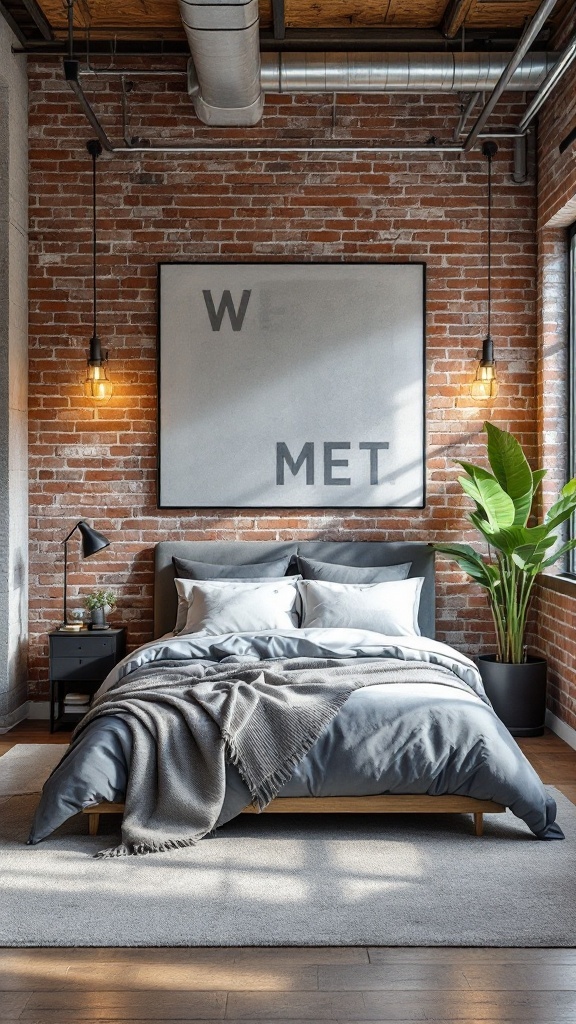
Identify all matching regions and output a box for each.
[0,722,70,744]
[366,947,576,964]
[71,965,319,991]
[461,964,576,990]
[20,991,227,1020]
[225,991,367,1020]
[0,964,318,993]
[0,992,30,1020]
[360,989,576,1021]
[0,947,368,968]
[318,964,471,990]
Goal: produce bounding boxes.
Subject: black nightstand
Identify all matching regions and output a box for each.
[49,628,126,733]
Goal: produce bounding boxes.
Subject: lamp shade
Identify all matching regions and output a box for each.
[76,521,110,558]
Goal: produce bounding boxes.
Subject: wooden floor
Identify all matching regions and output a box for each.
[1,721,576,1022]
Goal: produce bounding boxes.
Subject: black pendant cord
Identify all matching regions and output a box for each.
[487,149,492,339]
[92,144,97,339]
[481,140,498,362]
[66,0,74,61]
[86,139,103,361]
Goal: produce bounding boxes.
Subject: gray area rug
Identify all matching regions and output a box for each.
[0,785,574,947]
[0,744,64,796]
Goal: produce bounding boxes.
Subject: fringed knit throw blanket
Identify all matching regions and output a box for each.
[69,656,458,857]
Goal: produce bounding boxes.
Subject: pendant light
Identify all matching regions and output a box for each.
[470,141,499,401]
[84,138,113,401]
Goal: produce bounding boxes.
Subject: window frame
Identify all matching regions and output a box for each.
[568,222,576,574]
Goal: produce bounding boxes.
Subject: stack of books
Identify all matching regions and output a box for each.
[63,692,91,716]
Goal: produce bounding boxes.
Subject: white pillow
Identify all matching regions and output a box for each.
[178,579,301,636]
[173,576,300,634]
[298,577,424,636]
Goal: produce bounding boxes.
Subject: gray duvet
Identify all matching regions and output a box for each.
[29,628,563,843]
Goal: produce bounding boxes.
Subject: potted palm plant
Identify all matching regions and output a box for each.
[435,421,576,736]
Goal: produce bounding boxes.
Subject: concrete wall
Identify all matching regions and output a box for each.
[0,17,28,729]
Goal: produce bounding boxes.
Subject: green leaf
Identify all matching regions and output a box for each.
[562,478,576,497]
[434,543,495,589]
[544,491,576,531]
[479,523,551,555]
[481,419,532,503]
[458,476,490,525]
[539,538,576,570]
[434,542,481,560]
[468,510,491,540]
[457,462,516,530]
[484,421,534,500]
[532,469,547,494]
[457,461,480,480]
[483,562,502,585]
[511,489,533,528]
[511,537,556,571]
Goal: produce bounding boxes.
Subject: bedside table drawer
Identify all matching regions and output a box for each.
[51,636,116,658]
[51,655,116,681]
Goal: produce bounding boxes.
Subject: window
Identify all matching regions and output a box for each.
[569,222,576,573]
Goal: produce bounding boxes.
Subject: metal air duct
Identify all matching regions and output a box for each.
[179,0,263,126]
[178,3,556,125]
[260,52,556,94]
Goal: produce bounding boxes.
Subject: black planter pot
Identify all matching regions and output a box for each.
[89,607,108,630]
[476,655,547,737]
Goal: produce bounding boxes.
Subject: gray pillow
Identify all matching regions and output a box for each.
[296,555,411,584]
[172,554,295,581]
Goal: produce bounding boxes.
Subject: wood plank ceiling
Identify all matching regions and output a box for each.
[24,0,569,41]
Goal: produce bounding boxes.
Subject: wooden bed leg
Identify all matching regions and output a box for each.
[474,812,484,837]
[88,812,100,837]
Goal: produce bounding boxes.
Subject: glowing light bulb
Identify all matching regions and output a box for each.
[470,335,498,400]
[84,359,113,401]
[470,360,499,400]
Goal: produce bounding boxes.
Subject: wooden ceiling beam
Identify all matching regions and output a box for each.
[441,0,476,38]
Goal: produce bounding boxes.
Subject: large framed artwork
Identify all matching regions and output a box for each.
[158,262,425,509]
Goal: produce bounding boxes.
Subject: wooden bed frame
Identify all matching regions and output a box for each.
[83,795,506,838]
[82,541,507,840]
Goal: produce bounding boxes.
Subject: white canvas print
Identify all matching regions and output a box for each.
[158,263,425,508]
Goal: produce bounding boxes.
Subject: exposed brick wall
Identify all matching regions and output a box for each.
[536,6,576,234]
[534,582,576,732]
[27,59,540,698]
[533,11,576,733]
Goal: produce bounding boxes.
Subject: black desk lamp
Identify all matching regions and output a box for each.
[62,521,110,627]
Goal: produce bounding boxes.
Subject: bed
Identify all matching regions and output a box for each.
[29,541,564,854]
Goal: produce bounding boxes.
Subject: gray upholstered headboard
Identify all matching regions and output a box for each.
[154,541,435,639]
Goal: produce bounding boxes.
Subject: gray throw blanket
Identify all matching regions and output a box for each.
[68,655,460,857]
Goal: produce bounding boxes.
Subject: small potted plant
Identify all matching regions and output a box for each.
[435,421,576,736]
[83,589,117,630]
